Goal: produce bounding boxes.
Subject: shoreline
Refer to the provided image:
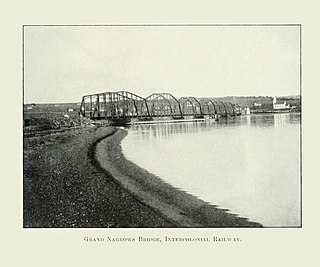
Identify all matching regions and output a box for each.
[23,124,262,227]
[95,128,263,227]
[23,126,175,227]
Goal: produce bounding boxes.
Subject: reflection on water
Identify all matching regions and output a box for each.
[121,113,301,227]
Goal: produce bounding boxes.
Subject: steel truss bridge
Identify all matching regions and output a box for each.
[80,91,241,122]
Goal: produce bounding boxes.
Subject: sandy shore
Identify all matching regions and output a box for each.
[24,125,262,227]
[96,128,262,227]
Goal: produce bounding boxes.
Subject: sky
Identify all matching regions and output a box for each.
[24,25,300,103]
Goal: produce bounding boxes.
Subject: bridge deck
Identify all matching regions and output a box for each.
[128,118,207,125]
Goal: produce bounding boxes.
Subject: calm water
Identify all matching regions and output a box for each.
[121,113,301,227]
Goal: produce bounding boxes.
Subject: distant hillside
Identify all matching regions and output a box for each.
[199,95,301,111]
[24,103,81,114]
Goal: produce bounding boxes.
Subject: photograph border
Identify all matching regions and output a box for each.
[22,23,302,229]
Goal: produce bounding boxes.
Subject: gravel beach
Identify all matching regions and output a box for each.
[23,126,175,227]
[24,125,262,228]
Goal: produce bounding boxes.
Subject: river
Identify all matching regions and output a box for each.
[121,113,301,227]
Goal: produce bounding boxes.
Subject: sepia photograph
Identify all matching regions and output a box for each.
[23,25,301,229]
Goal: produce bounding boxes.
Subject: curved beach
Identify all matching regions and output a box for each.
[95,128,262,227]
[23,125,262,227]
[24,126,174,227]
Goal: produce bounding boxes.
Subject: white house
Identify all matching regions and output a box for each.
[273,96,291,110]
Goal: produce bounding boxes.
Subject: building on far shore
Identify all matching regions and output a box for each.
[241,107,251,115]
[273,96,291,110]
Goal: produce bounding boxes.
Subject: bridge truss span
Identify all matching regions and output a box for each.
[146,93,183,119]
[200,99,218,117]
[80,91,150,120]
[79,90,242,123]
[179,97,204,118]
